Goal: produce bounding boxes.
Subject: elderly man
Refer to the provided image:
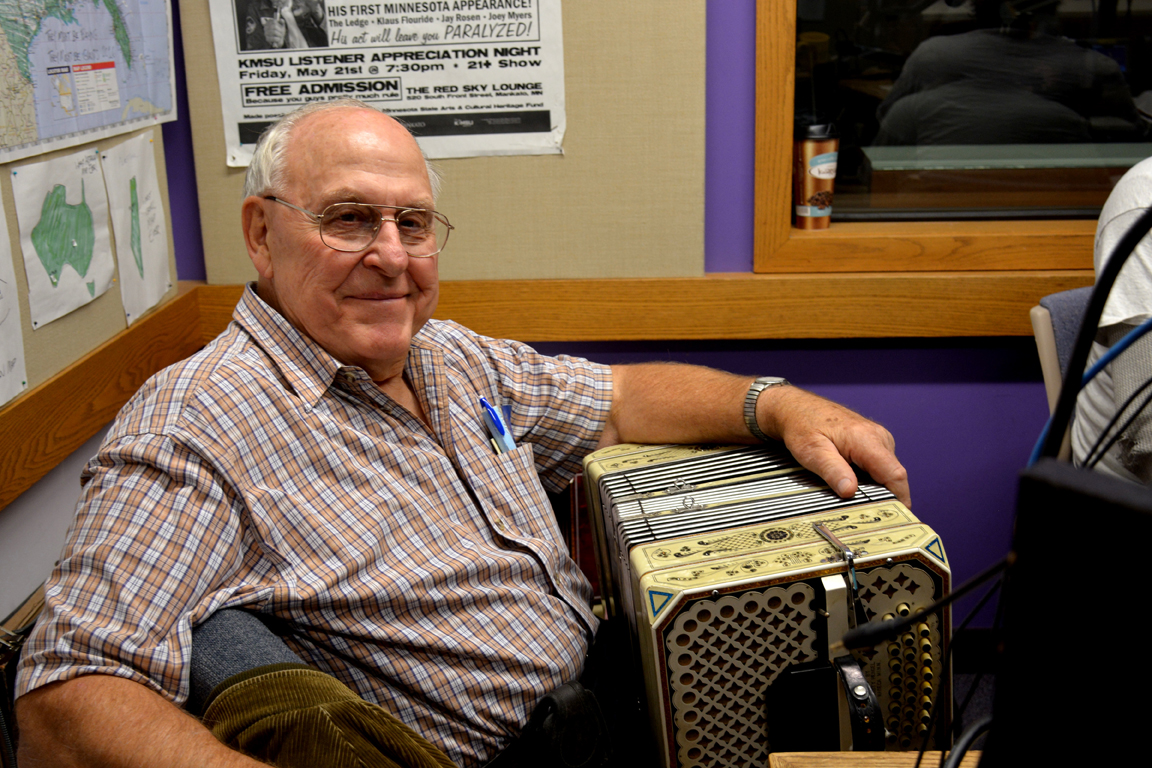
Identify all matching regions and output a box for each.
[14,100,908,767]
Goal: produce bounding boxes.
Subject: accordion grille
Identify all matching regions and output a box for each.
[657,563,946,767]
[663,583,819,768]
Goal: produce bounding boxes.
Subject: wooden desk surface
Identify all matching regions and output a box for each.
[770,752,981,768]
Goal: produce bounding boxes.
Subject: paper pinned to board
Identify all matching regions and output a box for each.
[101,130,172,325]
[10,148,115,329]
[0,195,29,407]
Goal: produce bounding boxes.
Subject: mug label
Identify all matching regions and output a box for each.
[796,205,832,217]
[808,151,838,179]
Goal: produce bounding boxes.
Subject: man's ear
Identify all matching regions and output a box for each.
[242,196,274,279]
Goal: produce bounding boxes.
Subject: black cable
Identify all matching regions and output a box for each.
[1041,205,1152,459]
[908,574,1004,768]
[941,581,1003,767]
[840,561,1006,767]
[1092,388,1152,468]
[941,716,992,768]
[1085,377,1152,469]
[955,546,1014,768]
[1083,371,1152,467]
[0,690,15,768]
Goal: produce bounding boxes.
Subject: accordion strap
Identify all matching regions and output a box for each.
[834,655,884,751]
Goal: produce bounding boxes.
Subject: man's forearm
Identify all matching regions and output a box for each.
[17,675,264,768]
[600,363,750,447]
[603,363,910,506]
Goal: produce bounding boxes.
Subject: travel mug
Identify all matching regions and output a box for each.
[793,122,839,230]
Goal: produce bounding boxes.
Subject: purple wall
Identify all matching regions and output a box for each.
[158,0,1046,626]
[705,1,757,273]
[161,0,205,281]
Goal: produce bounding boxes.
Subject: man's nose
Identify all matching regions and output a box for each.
[360,220,410,274]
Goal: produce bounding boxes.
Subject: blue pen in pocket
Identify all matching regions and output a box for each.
[479,397,516,454]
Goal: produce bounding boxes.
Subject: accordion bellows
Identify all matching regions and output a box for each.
[582,443,951,768]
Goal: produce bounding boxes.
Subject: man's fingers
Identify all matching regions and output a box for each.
[844,424,910,507]
[785,423,911,508]
[862,454,911,507]
[762,386,910,508]
[786,434,860,500]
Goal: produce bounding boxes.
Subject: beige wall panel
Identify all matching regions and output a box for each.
[0,129,178,395]
[179,0,706,284]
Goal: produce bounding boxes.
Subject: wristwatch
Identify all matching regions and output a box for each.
[743,376,789,442]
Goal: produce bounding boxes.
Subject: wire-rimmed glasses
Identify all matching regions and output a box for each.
[264,196,453,257]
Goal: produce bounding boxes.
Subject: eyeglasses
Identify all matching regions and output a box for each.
[264,196,453,257]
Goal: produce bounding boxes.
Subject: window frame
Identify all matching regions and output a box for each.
[753,0,1096,274]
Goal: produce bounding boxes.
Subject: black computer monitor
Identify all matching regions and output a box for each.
[980,458,1152,765]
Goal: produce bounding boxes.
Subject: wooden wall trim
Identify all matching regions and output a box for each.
[0,286,204,513]
[754,0,796,260]
[764,220,1095,273]
[195,283,243,346]
[752,0,1096,274]
[429,272,1095,340]
[1,271,1093,514]
[195,273,1096,343]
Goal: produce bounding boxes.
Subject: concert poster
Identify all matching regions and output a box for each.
[207,0,566,164]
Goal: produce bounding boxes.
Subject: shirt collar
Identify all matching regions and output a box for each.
[232,283,345,407]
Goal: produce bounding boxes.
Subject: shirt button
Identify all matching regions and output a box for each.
[495,518,505,532]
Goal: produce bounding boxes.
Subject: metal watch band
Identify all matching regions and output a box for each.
[743,377,789,442]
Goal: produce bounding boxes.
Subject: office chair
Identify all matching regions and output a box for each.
[1029,286,1093,459]
[1030,286,1093,413]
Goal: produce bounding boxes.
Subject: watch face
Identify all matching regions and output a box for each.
[755,377,787,389]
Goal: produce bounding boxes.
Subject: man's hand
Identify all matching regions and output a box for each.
[757,384,910,507]
[261,13,287,48]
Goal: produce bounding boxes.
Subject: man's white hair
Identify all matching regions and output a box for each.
[243,99,443,202]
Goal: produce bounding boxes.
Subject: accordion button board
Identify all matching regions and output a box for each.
[582,443,951,768]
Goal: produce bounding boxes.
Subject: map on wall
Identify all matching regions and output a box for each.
[0,0,177,163]
[102,130,170,325]
[11,146,115,328]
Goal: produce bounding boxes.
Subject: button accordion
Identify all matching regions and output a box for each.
[582,443,951,768]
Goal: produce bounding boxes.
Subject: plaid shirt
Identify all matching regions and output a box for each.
[16,285,613,767]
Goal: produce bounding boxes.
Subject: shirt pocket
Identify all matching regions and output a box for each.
[473,443,566,548]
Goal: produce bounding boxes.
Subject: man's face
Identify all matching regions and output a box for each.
[244,107,440,382]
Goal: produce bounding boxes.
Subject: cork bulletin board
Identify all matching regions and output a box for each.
[0,129,178,392]
[178,0,708,285]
